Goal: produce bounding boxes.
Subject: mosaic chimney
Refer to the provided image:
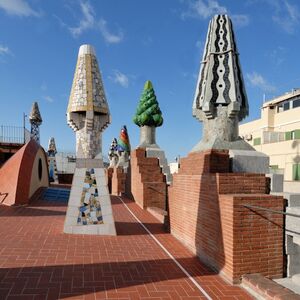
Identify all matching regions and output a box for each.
[29,102,42,144]
[47,137,57,156]
[192,14,252,152]
[47,137,58,183]
[64,44,116,236]
[67,44,110,159]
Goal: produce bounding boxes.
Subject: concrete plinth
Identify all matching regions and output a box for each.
[229,149,269,173]
[139,125,159,149]
[64,165,116,235]
[267,173,284,193]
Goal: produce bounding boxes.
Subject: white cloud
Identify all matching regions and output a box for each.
[272,1,300,34]
[40,82,47,91]
[53,14,68,28]
[285,0,299,21]
[110,70,129,88]
[142,36,153,46]
[250,0,300,34]
[67,1,123,43]
[98,19,123,44]
[269,46,286,66]
[0,45,12,56]
[196,40,204,48]
[247,72,276,93]
[231,14,249,27]
[0,0,40,17]
[43,95,54,103]
[69,1,94,37]
[182,0,227,19]
[181,0,249,27]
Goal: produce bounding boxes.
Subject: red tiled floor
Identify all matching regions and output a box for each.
[0,195,253,300]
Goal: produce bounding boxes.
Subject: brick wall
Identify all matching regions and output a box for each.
[124,166,133,199]
[130,148,166,210]
[111,167,126,196]
[217,173,267,194]
[179,149,230,174]
[168,151,284,283]
[106,168,113,194]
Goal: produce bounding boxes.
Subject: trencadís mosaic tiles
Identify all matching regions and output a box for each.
[77,168,103,225]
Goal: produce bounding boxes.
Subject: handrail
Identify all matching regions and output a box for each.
[0,125,26,144]
[244,204,300,218]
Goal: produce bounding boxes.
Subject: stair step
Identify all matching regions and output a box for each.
[42,188,70,203]
[146,148,172,185]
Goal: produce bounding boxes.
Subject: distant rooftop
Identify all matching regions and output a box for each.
[263,88,300,108]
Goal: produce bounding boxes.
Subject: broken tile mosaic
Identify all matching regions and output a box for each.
[77,168,103,225]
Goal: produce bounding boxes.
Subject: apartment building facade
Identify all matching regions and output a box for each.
[239,89,300,182]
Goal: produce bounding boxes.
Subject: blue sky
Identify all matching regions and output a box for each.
[1,0,300,162]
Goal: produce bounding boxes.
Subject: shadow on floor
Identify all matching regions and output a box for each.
[0,203,66,217]
[115,221,166,235]
[0,257,216,299]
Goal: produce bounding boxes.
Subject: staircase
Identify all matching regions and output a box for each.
[42,187,70,203]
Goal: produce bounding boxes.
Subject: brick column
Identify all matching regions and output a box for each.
[111,167,126,196]
[106,168,113,194]
[130,148,166,209]
[168,150,284,283]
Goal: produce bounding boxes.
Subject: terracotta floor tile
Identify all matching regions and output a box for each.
[0,195,253,300]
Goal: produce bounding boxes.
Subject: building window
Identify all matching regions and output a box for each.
[291,131,295,140]
[67,156,76,163]
[283,101,290,111]
[270,165,279,170]
[293,164,300,181]
[295,129,300,139]
[293,99,300,108]
[253,137,261,146]
[286,131,292,140]
[277,105,283,113]
[286,130,300,140]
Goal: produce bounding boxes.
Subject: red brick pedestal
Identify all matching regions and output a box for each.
[168,150,284,284]
[106,168,113,194]
[130,148,166,209]
[111,167,126,196]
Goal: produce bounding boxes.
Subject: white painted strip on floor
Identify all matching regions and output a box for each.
[116,196,213,300]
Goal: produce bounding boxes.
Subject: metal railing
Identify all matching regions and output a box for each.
[263,131,285,144]
[0,125,29,144]
[244,204,300,218]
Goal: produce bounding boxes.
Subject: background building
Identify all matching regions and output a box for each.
[240,89,300,191]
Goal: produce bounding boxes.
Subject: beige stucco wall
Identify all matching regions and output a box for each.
[29,148,49,198]
[273,107,300,129]
[252,140,300,181]
[239,106,300,182]
[239,118,265,140]
[240,107,300,135]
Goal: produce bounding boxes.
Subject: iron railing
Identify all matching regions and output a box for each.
[244,204,300,218]
[0,125,29,144]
